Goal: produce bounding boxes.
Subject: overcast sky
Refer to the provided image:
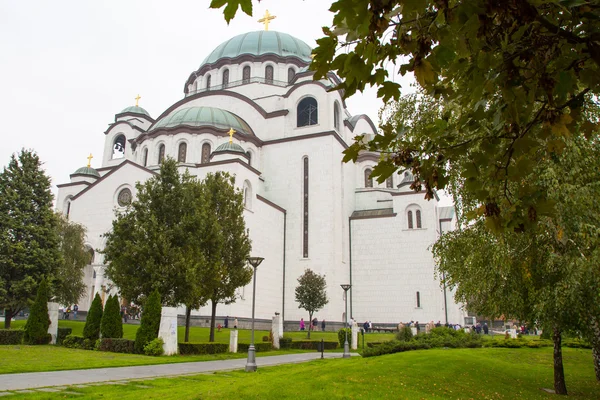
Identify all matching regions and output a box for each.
[1,0,415,198]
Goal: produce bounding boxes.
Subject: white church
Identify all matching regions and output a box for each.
[55,22,466,328]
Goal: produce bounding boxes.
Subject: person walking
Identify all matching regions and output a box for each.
[321,319,326,332]
[312,317,318,332]
[224,316,229,329]
[234,317,238,329]
[73,304,78,320]
[483,323,489,334]
[300,318,305,331]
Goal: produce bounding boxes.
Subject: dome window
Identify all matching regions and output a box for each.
[243,66,251,84]
[201,143,211,164]
[206,75,211,91]
[288,67,295,84]
[142,148,148,167]
[334,103,340,130]
[364,168,373,188]
[222,69,229,88]
[297,97,318,127]
[265,65,274,84]
[178,142,187,163]
[158,144,165,164]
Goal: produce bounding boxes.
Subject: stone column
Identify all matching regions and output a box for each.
[47,302,59,344]
[278,314,284,338]
[351,322,358,350]
[271,315,280,349]
[158,307,178,355]
[229,330,238,353]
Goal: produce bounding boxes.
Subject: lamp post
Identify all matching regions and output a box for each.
[340,284,352,358]
[245,256,264,372]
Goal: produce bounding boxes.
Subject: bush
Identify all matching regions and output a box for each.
[101,295,123,339]
[483,339,553,348]
[97,338,136,353]
[83,293,103,341]
[23,280,51,345]
[564,339,592,349]
[413,327,482,349]
[367,342,384,348]
[135,289,162,354]
[396,325,414,342]
[290,340,338,350]
[238,342,273,352]
[279,337,292,349]
[0,329,24,345]
[144,338,164,356]
[57,327,72,345]
[178,342,229,355]
[262,335,270,342]
[362,340,431,357]
[337,328,351,347]
[63,335,85,349]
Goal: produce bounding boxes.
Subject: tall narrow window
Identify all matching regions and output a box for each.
[288,67,295,84]
[201,143,211,164]
[246,151,252,166]
[243,66,251,84]
[416,291,421,308]
[143,148,148,167]
[66,201,71,218]
[206,75,211,90]
[112,135,126,159]
[364,168,373,188]
[386,176,393,188]
[243,180,252,209]
[222,69,229,88]
[297,97,318,127]
[158,144,165,164]
[265,65,274,84]
[408,211,414,229]
[416,210,422,228]
[334,103,340,130]
[178,142,187,163]
[303,157,309,258]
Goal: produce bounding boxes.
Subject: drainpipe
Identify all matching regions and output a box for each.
[439,219,449,325]
[282,213,287,323]
[349,217,353,319]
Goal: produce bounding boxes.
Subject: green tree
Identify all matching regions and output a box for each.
[135,289,161,354]
[100,295,123,339]
[53,214,90,307]
[198,172,252,342]
[0,149,60,328]
[23,279,50,345]
[83,292,103,341]
[295,269,329,339]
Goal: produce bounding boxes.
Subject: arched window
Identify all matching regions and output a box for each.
[192,80,197,93]
[87,247,95,265]
[243,66,251,84]
[364,168,373,188]
[64,196,73,218]
[246,151,252,166]
[334,103,340,130]
[206,75,211,90]
[158,144,165,164]
[222,69,229,88]
[265,65,274,84]
[288,67,295,84]
[243,180,252,209]
[407,211,414,229]
[297,97,318,127]
[112,135,126,159]
[416,291,421,308]
[178,142,187,163]
[386,176,393,188]
[201,143,211,164]
[416,210,422,228]
[142,148,148,167]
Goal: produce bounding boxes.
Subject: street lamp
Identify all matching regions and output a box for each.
[245,256,264,372]
[340,284,352,358]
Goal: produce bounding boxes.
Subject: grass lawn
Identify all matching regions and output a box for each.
[8,347,600,399]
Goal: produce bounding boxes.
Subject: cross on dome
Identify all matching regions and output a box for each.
[87,153,93,167]
[135,94,141,107]
[228,128,236,143]
[258,10,276,31]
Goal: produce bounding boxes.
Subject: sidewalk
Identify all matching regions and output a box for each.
[0,352,356,392]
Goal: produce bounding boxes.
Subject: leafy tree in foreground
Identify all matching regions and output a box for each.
[23,280,50,345]
[0,149,60,328]
[135,289,161,354]
[83,292,103,341]
[295,269,329,339]
[213,0,600,231]
[100,295,123,339]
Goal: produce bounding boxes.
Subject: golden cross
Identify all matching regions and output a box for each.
[258,10,276,31]
[86,153,93,168]
[228,128,236,143]
[135,94,141,107]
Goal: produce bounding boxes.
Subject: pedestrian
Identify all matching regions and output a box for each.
[65,306,71,320]
[300,318,305,331]
[73,304,79,320]
[483,323,489,334]
[321,319,326,332]
[368,321,372,332]
[61,307,66,320]
[364,321,369,332]
[224,316,229,329]
[312,317,318,331]
[234,317,238,329]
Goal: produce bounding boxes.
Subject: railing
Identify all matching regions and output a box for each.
[186,77,290,96]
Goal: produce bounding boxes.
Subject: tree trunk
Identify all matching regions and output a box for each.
[552,327,568,395]
[184,306,191,343]
[209,300,217,342]
[589,316,600,381]
[4,310,12,329]
[307,312,312,339]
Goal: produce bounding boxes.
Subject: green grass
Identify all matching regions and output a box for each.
[8,347,600,399]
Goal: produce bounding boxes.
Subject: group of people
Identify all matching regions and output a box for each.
[299,317,326,331]
[60,304,78,320]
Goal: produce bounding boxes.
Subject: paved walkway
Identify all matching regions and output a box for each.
[0,352,356,392]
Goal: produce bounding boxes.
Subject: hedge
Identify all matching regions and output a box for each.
[62,335,95,350]
[279,337,292,349]
[178,342,229,355]
[0,329,24,345]
[97,338,135,354]
[238,342,273,352]
[57,327,72,345]
[362,340,431,357]
[290,340,338,350]
[23,280,51,345]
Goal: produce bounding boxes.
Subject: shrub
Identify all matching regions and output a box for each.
[63,335,85,349]
[396,325,414,342]
[83,293,103,341]
[290,340,338,350]
[97,338,136,353]
[362,340,431,357]
[483,339,553,348]
[135,289,161,354]
[238,342,274,352]
[337,328,351,347]
[262,335,270,342]
[144,338,164,356]
[564,339,592,349]
[100,295,123,339]
[279,337,292,349]
[178,342,229,355]
[57,327,72,345]
[23,280,51,345]
[0,329,24,345]
[367,342,384,348]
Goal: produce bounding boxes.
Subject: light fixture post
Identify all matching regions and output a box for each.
[245,256,264,372]
[340,284,352,358]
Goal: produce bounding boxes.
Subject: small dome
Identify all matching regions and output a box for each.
[120,105,151,117]
[151,106,254,136]
[214,142,246,154]
[73,166,100,178]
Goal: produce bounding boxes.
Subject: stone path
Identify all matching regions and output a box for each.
[0,352,355,393]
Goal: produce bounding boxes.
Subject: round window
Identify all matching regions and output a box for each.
[117,188,132,206]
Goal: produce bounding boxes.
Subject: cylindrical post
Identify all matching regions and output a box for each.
[343,289,350,358]
[245,265,258,372]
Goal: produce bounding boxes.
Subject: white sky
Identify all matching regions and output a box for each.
[0,0,415,198]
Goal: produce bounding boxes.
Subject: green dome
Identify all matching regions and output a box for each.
[73,166,100,178]
[152,106,254,135]
[214,142,246,154]
[120,105,150,117]
[201,31,312,67]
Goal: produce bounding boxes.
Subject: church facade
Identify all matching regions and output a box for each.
[56,29,466,326]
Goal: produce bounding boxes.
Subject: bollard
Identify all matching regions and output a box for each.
[361,328,365,349]
[321,338,324,359]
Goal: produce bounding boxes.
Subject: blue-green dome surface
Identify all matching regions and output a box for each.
[151,106,254,135]
[120,105,150,117]
[201,31,312,67]
[73,166,100,178]
[214,142,246,154]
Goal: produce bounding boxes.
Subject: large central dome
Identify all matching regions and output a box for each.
[200,31,312,68]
